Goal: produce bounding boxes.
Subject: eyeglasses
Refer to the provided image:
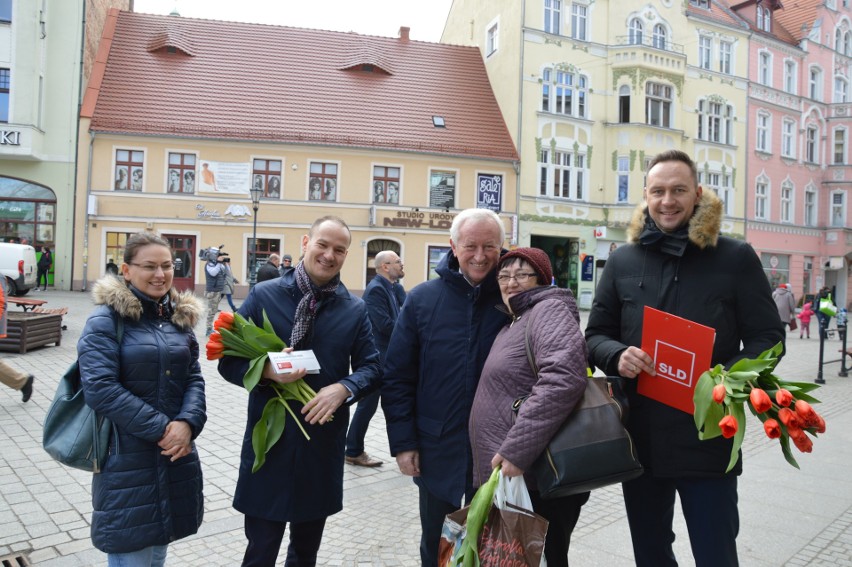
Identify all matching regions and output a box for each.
[496,272,537,284]
[384,260,403,265]
[129,262,175,273]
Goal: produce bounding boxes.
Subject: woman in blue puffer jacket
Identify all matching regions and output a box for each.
[78,232,206,567]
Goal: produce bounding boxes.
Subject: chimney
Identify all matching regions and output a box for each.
[399,26,411,41]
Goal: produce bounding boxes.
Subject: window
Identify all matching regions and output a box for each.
[690,0,710,7]
[834,129,847,164]
[653,24,667,50]
[759,51,772,86]
[253,159,282,199]
[755,179,768,220]
[805,187,817,226]
[372,166,400,204]
[486,21,499,56]
[837,28,852,55]
[697,99,733,144]
[541,68,588,118]
[619,85,631,123]
[782,119,796,158]
[719,41,732,74]
[783,60,797,94]
[835,77,848,103]
[617,156,629,203]
[429,170,456,209]
[571,4,588,41]
[545,0,562,35]
[646,82,672,128]
[699,36,712,70]
[308,162,338,201]
[629,18,644,45]
[756,112,770,152]
[114,150,144,192]
[809,67,823,100]
[701,172,734,216]
[831,192,846,227]
[756,6,771,32]
[806,126,818,163]
[781,182,793,223]
[247,238,282,281]
[539,148,587,200]
[167,152,197,194]
[0,68,9,123]
[0,0,10,23]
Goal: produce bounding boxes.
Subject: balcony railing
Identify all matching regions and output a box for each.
[613,35,685,55]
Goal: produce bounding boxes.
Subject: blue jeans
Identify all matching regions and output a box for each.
[225,293,237,310]
[344,389,380,457]
[107,545,168,567]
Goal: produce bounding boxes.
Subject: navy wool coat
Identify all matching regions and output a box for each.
[218,272,380,522]
[78,277,206,554]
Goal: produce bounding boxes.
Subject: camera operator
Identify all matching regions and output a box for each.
[204,247,227,336]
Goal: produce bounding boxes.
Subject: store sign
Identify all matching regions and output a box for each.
[476,173,503,212]
[382,210,456,229]
[0,130,21,145]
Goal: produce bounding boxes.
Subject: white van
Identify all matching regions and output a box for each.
[0,243,38,296]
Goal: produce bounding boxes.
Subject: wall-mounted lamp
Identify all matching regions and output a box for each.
[412,207,420,212]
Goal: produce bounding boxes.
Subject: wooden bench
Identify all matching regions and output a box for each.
[32,306,68,317]
[7,297,48,312]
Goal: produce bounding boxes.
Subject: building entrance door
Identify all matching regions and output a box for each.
[164,234,196,292]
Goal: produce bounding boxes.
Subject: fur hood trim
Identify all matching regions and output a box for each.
[626,189,722,249]
[91,276,204,330]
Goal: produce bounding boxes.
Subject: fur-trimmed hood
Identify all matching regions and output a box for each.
[91,276,204,330]
[626,189,723,249]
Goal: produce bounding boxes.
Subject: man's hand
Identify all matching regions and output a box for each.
[262,347,308,384]
[396,450,421,477]
[618,346,655,378]
[302,383,348,425]
[158,421,193,462]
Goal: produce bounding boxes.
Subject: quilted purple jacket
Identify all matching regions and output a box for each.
[469,285,588,489]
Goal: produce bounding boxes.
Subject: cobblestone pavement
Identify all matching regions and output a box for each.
[1,289,850,566]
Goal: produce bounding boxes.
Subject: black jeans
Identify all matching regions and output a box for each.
[345,389,380,457]
[528,489,590,567]
[242,515,326,567]
[418,484,459,567]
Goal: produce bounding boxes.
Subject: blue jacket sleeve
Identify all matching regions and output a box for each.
[338,303,381,401]
[175,333,207,439]
[363,283,396,341]
[381,294,421,455]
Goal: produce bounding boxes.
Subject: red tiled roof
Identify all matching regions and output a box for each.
[687,1,749,30]
[774,0,821,43]
[86,10,518,162]
[724,0,799,45]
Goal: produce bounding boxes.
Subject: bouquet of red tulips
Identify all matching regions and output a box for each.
[693,342,825,472]
[206,310,320,472]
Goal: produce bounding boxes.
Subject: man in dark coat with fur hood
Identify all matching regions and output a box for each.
[586,150,784,567]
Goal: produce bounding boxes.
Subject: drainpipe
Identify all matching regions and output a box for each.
[515,0,527,244]
[82,130,95,291]
[72,0,86,290]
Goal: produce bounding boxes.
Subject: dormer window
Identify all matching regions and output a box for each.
[756,5,771,33]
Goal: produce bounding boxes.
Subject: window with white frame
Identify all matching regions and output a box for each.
[0,68,8,123]
[836,28,852,55]
[646,82,672,128]
[629,18,644,45]
[539,148,588,200]
[168,152,198,194]
[617,156,629,203]
[719,41,732,74]
[781,182,793,223]
[699,36,712,69]
[834,76,848,103]
[759,51,772,86]
[619,85,631,123]
[571,3,588,41]
[697,99,733,144]
[545,0,562,35]
[486,21,499,56]
[809,67,823,100]
[756,112,770,152]
[755,178,768,220]
[690,0,710,7]
[701,172,734,215]
[757,6,771,32]
[783,60,797,94]
[831,191,846,227]
[835,128,847,164]
[806,126,818,163]
[114,149,144,192]
[805,186,817,226]
[541,67,588,118]
[782,118,796,158]
[653,24,667,50]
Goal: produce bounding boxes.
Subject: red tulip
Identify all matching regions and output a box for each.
[712,384,726,404]
[791,431,813,453]
[214,311,235,332]
[719,415,738,438]
[763,418,781,439]
[778,408,801,429]
[749,388,772,413]
[775,388,793,407]
[206,334,225,360]
[794,400,819,427]
[815,414,826,434]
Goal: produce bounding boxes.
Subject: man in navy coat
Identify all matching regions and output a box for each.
[382,208,508,567]
[219,216,380,567]
[345,249,405,467]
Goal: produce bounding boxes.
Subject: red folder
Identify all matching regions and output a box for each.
[637,306,716,414]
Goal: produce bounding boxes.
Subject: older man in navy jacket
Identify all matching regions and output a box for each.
[382,208,508,567]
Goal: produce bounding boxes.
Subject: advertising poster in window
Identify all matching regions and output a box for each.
[430,171,456,208]
[476,173,502,212]
[197,160,251,194]
[428,246,451,280]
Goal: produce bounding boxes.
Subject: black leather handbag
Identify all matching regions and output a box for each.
[514,318,643,499]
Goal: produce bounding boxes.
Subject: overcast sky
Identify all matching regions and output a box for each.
[132,0,454,42]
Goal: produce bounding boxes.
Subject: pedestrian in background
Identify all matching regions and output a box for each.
[36,246,52,291]
[78,232,206,567]
[0,278,34,402]
[279,254,294,277]
[797,301,815,339]
[204,251,226,335]
[816,287,835,338]
[256,254,281,283]
[222,257,238,311]
[773,283,796,331]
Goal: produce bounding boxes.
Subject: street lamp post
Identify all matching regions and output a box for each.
[248,185,263,290]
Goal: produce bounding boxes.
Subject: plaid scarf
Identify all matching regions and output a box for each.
[290,262,340,350]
